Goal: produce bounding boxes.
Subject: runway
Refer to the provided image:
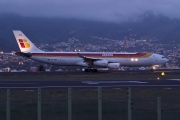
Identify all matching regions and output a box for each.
[0,70,180,89]
[0,79,180,89]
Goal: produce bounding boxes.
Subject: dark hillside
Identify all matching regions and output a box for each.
[0,13,180,51]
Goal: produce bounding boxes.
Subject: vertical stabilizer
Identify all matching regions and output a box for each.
[13,30,43,53]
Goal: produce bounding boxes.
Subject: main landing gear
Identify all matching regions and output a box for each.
[38,65,46,72]
[84,68,98,72]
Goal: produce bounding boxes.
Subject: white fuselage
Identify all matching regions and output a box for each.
[29,52,168,67]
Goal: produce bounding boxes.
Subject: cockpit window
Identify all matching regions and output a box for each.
[162,57,165,58]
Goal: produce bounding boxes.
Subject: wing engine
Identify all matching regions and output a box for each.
[93,60,108,67]
[94,60,120,69]
[107,63,120,69]
[77,53,120,69]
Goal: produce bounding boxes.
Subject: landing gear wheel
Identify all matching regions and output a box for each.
[84,68,98,72]
[151,68,154,72]
[85,68,90,72]
[38,65,46,72]
[93,69,98,72]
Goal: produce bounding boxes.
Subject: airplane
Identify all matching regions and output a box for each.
[13,30,169,72]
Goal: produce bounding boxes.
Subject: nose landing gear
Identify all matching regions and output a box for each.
[150,68,154,72]
[150,66,156,72]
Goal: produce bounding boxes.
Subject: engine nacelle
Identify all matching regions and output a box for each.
[93,60,108,67]
[107,63,120,69]
[76,61,89,67]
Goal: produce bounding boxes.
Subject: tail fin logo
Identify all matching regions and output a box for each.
[18,39,30,48]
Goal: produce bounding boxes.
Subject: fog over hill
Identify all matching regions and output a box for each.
[0,13,180,52]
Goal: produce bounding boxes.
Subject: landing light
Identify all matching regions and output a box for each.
[135,58,138,61]
[131,58,138,61]
[152,65,160,70]
[157,77,160,80]
[152,66,156,70]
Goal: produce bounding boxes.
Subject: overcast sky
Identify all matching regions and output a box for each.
[0,0,180,22]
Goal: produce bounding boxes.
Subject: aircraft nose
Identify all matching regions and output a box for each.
[165,58,169,63]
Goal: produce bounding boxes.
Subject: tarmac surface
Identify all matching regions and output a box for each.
[0,70,180,120]
[0,69,180,89]
[0,79,180,89]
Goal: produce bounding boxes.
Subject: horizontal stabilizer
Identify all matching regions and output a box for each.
[15,52,32,57]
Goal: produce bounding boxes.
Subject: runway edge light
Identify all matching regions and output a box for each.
[161,72,165,76]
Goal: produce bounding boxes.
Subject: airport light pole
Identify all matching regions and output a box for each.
[98,87,102,120]
[68,87,72,120]
[157,97,161,120]
[127,87,132,120]
[6,89,10,120]
[37,88,42,120]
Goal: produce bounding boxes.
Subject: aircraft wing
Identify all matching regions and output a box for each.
[77,53,101,61]
[77,53,102,67]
